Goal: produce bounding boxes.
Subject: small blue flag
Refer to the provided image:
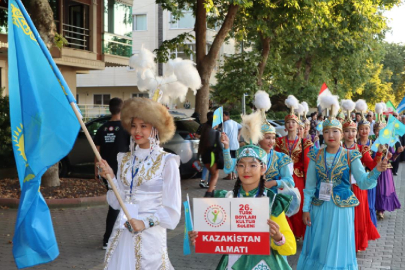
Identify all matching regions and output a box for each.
[396,96,405,114]
[9,0,80,268]
[183,200,194,255]
[371,137,382,152]
[387,115,405,137]
[316,121,323,132]
[212,106,223,128]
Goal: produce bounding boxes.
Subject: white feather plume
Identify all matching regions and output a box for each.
[161,81,189,104]
[355,99,368,113]
[240,111,263,144]
[375,103,384,114]
[341,99,356,112]
[331,102,340,117]
[301,102,309,115]
[319,95,339,110]
[254,90,271,111]
[166,58,202,93]
[129,47,156,77]
[285,95,299,110]
[382,103,387,112]
[295,104,305,116]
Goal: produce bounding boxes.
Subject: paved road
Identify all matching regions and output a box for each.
[1,165,404,269]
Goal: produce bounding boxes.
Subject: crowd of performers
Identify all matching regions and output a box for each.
[97,90,402,270]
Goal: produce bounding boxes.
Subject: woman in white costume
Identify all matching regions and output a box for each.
[98,97,181,270]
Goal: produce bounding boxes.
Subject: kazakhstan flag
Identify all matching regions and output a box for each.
[8,0,80,268]
[212,106,223,127]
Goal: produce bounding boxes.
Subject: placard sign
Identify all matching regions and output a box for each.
[193,197,270,255]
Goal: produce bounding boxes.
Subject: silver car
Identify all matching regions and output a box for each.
[59,111,200,179]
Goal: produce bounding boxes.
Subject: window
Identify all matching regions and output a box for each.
[170,10,195,29]
[76,94,79,104]
[133,93,149,98]
[170,44,196,61]
[94,94,111,105]
[104,0,133,37]
[133,14,147,31]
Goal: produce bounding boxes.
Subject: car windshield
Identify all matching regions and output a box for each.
[274,120,284,125]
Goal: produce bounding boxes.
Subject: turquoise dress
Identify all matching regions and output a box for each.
[297,148,381,270]
[223,148,294,193]
[213,188,293,270]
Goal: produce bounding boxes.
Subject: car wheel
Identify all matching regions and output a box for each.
[59,158,70,177]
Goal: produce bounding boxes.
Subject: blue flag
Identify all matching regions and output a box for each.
[397,96,405,114]
[371,137,382,152]
[387,114,405,137]
[183,200,193,255]
[316,121,323,132]
[8,0,80,268]
[212,106,223,128]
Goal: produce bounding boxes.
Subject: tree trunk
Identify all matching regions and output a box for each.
[304,55,312,82]
[30,0,56,49]
[257,34,271,87]
[31,0,61,187]
[195,2,239,123]
[41,163,60,187]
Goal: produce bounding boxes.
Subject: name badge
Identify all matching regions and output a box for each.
[319,182,333,201]
[288,163,294,176]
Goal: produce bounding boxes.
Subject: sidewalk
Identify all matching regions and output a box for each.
[0,165,404,269]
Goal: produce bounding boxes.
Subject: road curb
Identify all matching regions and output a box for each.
[0,195,107,209]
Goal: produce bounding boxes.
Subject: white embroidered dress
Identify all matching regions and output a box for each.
[104,146,181,270]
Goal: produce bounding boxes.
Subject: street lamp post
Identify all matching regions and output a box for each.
[242,93,249,115]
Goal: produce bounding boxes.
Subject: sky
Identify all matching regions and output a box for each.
[384,2,405,44]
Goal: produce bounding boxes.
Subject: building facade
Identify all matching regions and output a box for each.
[77,0,237,112]
[1,0,134,98]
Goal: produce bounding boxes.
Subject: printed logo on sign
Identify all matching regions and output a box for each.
[109,126,114,131]
[204,205,227,228]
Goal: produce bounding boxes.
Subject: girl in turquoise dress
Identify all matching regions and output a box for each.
[221,121,294,194]
[189,111,296,270]
[297,102,389,270]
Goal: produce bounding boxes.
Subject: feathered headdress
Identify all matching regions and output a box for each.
[355,99,370,127]
[319,93,342,131]
[254,91,275,134]
[284,95,300,123]
[341,99,356,130]
[130,48,201,104]
[236,111,267,164]
[375,102,387,130]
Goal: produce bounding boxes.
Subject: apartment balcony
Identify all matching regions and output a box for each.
[102,33,132,66]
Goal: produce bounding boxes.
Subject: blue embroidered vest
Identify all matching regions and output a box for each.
[265,151,292,192]
[308,148,362,208]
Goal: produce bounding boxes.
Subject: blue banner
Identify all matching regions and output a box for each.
[183,200,193,255]
[9,0,80,268]
[396,96,405,114]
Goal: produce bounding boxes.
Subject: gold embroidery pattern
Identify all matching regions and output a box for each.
[103,229,122,269]
[224,150,234,171]
[265,151,279,180]
[134,233,142,270]
[161,249,170,270]
[136,152,164,187]
[303,139,313,149]
[11,4,37,43]
[120,152,132,186]
[333,193,359,207]
[294,168,304,178]
[276,138,302,164]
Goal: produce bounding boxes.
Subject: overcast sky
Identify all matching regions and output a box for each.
[384,2,405,44]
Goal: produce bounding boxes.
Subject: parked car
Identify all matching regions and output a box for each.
[267,119,287,137]
[59,111,200,179]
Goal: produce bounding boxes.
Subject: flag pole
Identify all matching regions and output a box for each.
[14,0,132,221]
[70,103,132,220]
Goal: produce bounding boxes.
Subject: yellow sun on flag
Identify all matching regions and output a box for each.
[395,123,400,129]
[383,129,390,138]
[213,115,218,120]
[12,123,27,163]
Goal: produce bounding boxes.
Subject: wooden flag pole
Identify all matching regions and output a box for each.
[70,103,132,221]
